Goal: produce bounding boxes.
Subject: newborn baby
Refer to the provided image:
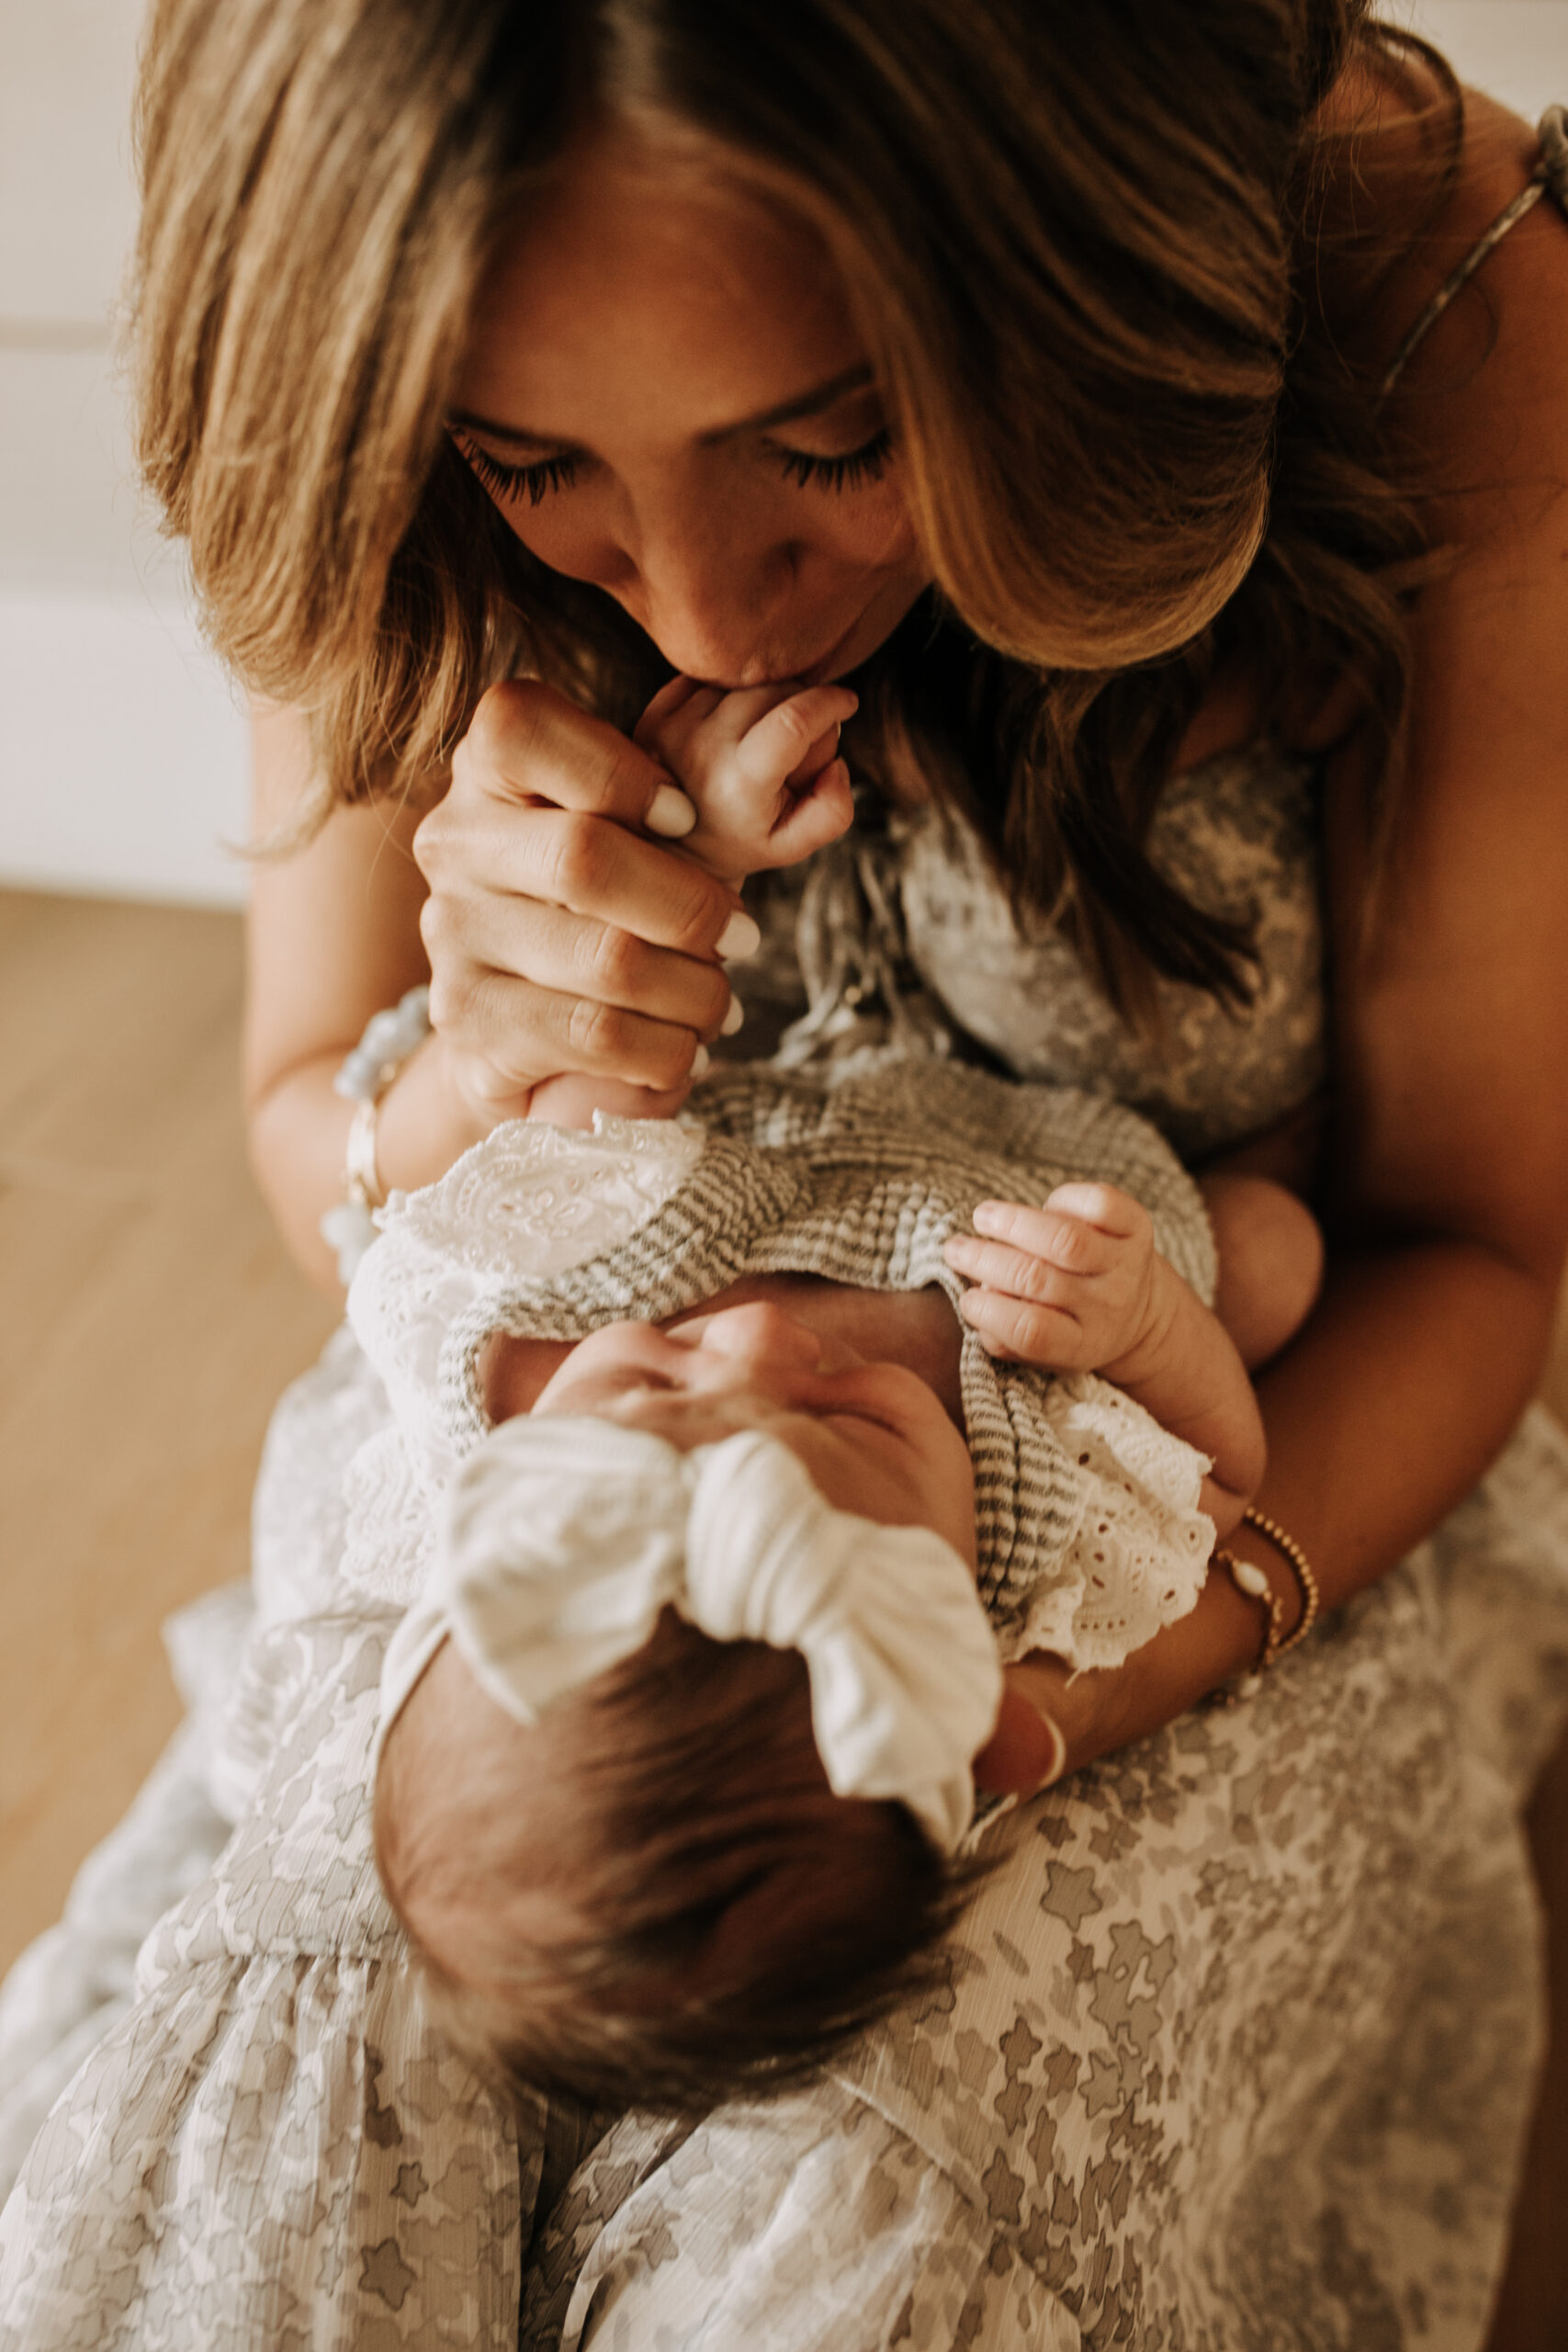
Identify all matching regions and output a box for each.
[364,679,1321,2114]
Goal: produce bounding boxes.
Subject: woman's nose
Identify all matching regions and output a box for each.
[626,523,801,685]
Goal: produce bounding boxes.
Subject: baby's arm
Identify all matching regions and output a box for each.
[1199,1171,1325,1373]
[943,1184,1281,1535]
[526,677,856,1129]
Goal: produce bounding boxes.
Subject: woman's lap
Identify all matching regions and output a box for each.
[4,1375,1567,2350]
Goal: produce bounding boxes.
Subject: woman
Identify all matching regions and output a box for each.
[3,1,1566,2343]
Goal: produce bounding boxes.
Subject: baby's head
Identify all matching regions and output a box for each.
[376,1605,974,2111]
[373,1302,1003,2112]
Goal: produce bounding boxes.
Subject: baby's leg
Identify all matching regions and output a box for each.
[1199,1173,1324,1371]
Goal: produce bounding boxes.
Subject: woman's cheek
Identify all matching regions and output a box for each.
[827,483,921,572]
[493,500,621,591]
[487,475,919,595]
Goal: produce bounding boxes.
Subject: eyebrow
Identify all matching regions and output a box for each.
[447,363,876,453]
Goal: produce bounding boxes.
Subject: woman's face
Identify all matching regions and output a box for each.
[449,132,931,687]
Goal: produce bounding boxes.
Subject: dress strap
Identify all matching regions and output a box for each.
[1379,103,1567,397]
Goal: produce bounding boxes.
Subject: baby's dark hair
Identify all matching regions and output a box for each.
[373,1608,983,2114]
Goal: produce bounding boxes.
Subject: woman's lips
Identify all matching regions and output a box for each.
[704,617,861,693]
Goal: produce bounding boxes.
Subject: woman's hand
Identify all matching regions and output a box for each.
[412,679,762,1125]
[972,1529,1303,1796]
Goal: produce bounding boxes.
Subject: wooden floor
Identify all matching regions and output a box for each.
[1,886,1565,2337]
[0,890,335,1976]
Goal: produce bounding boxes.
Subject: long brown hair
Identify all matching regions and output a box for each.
[130,1,1459,1012]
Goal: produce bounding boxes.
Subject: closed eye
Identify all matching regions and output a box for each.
[768,425,894,492]
[450,429,581,506]
[448,422,894,505]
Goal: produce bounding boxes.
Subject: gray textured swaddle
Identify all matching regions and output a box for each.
[430,1054,1217,1642]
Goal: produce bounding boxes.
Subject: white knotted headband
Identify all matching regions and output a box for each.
[378,1417,1003,1852]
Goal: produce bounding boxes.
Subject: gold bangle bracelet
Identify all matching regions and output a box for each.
[344,1094,387,1212]
[1240,1506,1320,1661]
[1209,1509,1321,1702]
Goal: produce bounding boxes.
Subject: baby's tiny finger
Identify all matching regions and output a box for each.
[735,686,858,788]
[633,675,704,742]
[761,758,854,864]
[947,1229,1074,1302]
[972,1198,1058,1250]
[1043,1181,1144,1238]
[634,680,723,775]
[972,1198,1114,1277]
[942,1232,1055,1302]
[957,1283,1081,1366]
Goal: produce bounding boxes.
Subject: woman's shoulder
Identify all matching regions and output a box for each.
[1177,82,1568,777]
[1338,80,1568,509]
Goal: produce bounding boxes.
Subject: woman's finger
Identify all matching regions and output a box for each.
[426,895,733,1035]
[449,967,716,1097]
[420,797,757,961]
[519,806,750,949]
[456,677,696,837]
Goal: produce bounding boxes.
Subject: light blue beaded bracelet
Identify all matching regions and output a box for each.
[320,985,432,1285]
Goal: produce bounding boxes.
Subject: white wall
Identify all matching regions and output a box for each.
[0,0,248,906]
[0,1,1563,909]
[1405,2,1566,120]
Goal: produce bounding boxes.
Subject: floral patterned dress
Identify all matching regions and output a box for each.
[3,747,1568,2352]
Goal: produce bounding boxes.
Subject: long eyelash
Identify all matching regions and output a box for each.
[451,430,580,506]
[450,422,894,503]
[775,425,894,492]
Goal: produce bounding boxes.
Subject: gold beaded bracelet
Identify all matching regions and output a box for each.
[1209,1506,1321,1702]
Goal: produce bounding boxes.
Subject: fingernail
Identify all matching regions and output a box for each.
[716,909,761,960]
[720,992,745,1036]
[691,1044,711,1079]
[647,782,696,838]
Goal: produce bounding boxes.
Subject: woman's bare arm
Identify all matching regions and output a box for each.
[244,705,457,1291]
[246,692,739,1292]
[986,105,1568,1782]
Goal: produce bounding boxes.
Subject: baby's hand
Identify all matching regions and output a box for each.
[634,676,857,884]
[942,1184,1167,1377]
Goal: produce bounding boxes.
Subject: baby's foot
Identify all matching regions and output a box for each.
[942,1184,1168,1377]
[635,676,857,883]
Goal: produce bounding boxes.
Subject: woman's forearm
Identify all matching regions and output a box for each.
[249,1035,490,1295]
[1008,1235,1560,1773]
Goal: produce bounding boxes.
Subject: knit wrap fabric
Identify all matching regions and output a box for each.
[417,1054,1216,1640]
